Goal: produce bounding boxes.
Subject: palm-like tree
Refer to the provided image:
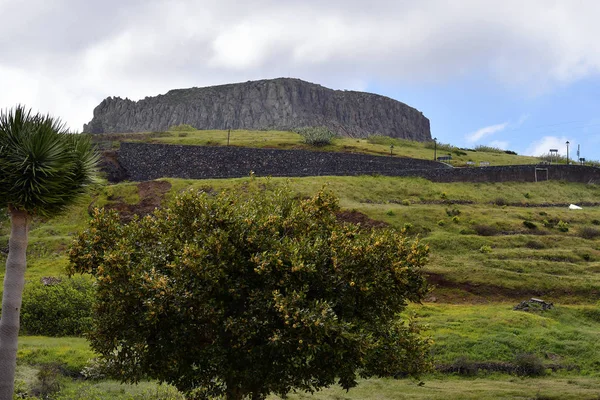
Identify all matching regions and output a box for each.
[0,106,99,397]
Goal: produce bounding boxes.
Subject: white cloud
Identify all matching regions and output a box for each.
[525,136,573,156]
[466,122,509,143]
[3,1,600,129]
[489,140,509,150]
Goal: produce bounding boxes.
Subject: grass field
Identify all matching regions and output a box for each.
[92,128,543,167]
[2,173,600,398]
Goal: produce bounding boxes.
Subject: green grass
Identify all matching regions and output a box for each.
[17,336,95,375]
[92,129,541,166]
[3,175,600,397]
[268,376,600,400]
[412,304,600,374]
[3,176,600,298]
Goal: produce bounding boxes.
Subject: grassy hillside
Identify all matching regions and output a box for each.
[92,128,542,167]
[1,175,600,398]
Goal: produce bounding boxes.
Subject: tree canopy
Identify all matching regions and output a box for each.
[0,106,99,215]
[69,183,431,400]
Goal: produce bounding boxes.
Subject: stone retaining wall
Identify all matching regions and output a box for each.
[117,142,450,181]
[112,143,600,184]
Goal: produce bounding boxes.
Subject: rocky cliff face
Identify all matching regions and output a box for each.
[83,78,431,140]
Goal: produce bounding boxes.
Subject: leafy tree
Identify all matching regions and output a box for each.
[69,183,431,400]
[0,106,98,397]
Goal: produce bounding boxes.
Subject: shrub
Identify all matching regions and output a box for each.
[20,277,94,336]
[579,226,600,239]
[557,220,569,232]
[524,192,531,199]
[474,145,504,153]
[592,219,600,226]
[437,220,446,227]
[523,221,538,230]
[513,353,546,377]
[168,124,196,131]
[479,245,493,254]
[424,141,455,153]
[445,208,461,217]
[473,224,499,236]
[525,240,546,249]
[401,199,411,206]
[367,134,397,146]
[494,197,507,206]
[386,210,395,216]
[449,357,478,376]
[31,363,62,398]
[295,126,337,146]
[70,185,432,399]
[452,216,460,224]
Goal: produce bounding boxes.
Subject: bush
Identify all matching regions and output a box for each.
[21,277,94,336]
[473,224,499,236]
[445,208,461,217]
[401,199,411,206]
[31,363,62,398]
[494,197,507,206]
[525,240,546,249]
[295,126,337,146]
[366,134,398,146]
[168,124,196,131]
[557,220,569,232]
[70,185,432,399]
[479,245,493,254]
[523,220,538,230]
[474,145,504,153]
[579,226,600,239]
[452,216,460,224]
[448,357,478,376]
[513,353,546,377]
[437,220,446,227]
[592,219,600,226]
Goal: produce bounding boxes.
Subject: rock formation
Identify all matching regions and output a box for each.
[84,78,431,140]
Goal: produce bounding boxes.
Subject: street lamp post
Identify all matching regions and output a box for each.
[566,141,570,165]
[433,137,437,161]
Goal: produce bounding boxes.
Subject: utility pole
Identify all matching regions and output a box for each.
[566,141,570,165]
[433,137,437,161]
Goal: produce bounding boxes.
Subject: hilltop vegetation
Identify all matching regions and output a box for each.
[92,128,542,167]
[2,139,600,397]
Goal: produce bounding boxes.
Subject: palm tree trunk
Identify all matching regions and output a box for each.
[0,208,29,399]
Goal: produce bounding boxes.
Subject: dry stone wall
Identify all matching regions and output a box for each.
[117,143,450,182]
[111,143,600,185]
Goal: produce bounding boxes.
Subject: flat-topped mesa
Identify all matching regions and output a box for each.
[83,78,431,140]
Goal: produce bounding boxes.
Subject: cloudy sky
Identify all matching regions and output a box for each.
[2,0,600,161]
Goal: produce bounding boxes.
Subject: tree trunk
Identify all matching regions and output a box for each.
[0,208,29,399]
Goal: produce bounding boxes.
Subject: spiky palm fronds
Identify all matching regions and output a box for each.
[0,105,99,217]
